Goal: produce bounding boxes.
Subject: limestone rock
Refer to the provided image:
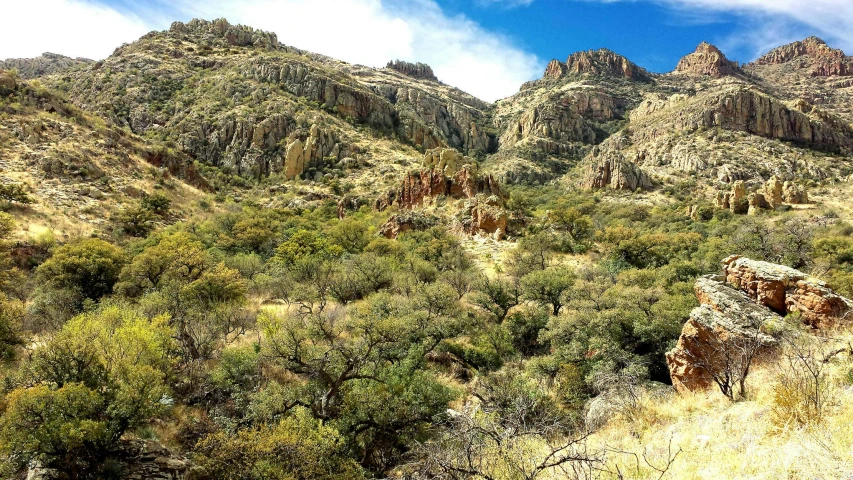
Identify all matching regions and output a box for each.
[747,192,771,215]
[283,139,305,180]
[782,181,809,204]
[386,60,438,82]
[723,255,853,327]
[675,42,740,77]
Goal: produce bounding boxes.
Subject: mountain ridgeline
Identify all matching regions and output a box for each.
[4,18,848,194]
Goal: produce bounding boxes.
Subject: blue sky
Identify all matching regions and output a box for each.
[2,0,851,101]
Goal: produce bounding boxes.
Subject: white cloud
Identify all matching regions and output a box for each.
[475,0,536,8]
[0,0,150,60]
[590,0,853,56]
[167,0,542,101]
[0,0,541,102]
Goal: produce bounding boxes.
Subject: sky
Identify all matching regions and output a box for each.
[1,0,852,102]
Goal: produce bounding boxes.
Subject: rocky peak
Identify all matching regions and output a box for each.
[0,52,92,79]
[674,42,740,77]
[753,37,853,76]
[554,49,650,81]
[169,18,279,48]
[386,60,438,82]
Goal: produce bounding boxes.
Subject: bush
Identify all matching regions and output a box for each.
[35,238,126,305]
[141,192,172,216]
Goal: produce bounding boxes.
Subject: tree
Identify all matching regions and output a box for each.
[471,276,521,322]
[521,266,576,316]
[0,383,109,475]
[413,369,599,480]
[0,297,24,360]
[117,204,156,237]
[4,305,173,472]
[35,238,126,306]
[0,183,32,210]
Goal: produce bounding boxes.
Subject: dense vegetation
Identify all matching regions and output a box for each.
[1,181,852,479]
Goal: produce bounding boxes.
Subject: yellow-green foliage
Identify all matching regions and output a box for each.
[193,407,364,480]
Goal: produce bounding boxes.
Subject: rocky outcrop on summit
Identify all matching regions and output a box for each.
[386,60,438,82]
[753,37,853,77]
[722,255,853,328]
[169,18,279,48]
[563,49,651,81]
[0,53,92,79]
[666,275,777,393]
[675,42,741,77]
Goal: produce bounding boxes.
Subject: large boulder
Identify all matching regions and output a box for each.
[667,275,777,393]
[723,255,853,327]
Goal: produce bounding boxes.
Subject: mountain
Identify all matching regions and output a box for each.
[6,19,853,221]
[0,52,93,79]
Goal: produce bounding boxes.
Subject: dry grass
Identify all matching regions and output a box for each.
[590,333,853,479]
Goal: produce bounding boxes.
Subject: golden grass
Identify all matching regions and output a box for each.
[590,345,853,479]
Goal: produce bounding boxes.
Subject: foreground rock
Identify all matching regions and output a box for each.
[668,256,853,393]
[723,255,853,327]
[667,275,777,393]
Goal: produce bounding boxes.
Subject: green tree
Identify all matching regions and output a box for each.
[140,192,172,216]
[521,266,576,316]
[35,238,126,307]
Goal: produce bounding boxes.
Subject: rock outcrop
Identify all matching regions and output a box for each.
[581,144,652,191]
[747,192,771,215]
[379,212,440,239]
[377,166,505,211]
[667,275,777,393]
[422,148,469,176]
[170,18,279,48]
[563,49,651,81]
[386,60,438,82]
[668,256,853,393]
[722,255,853,327]
[0,52,92,79]
[675,42,740,77]
[754,37,853,77]
[460,199,508,240]
[782,181,809,204]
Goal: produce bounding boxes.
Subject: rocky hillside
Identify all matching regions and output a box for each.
[0,70,208,239]
[491,39,853,193]
[41,19,493,189]
[2,19,851,237]
[0,52,93,79]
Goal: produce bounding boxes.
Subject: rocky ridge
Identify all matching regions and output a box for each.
[386,60,438,82]
[753,37,853,77]
[0,52,92,79]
